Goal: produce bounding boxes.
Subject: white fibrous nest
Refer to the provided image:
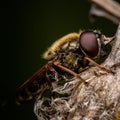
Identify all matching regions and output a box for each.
[34,25,120,120]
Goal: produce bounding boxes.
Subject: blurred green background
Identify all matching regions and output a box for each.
[1,0,119,119]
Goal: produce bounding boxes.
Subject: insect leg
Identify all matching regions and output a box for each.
[84,56,112,73]
[53,62,86,84]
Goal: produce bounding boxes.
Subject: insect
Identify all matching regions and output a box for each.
[16,30,114,104]
[116,108,120,120]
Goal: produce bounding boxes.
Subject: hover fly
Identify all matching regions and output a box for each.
[16,30,114,104]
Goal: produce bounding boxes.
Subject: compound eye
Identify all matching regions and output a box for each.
[79,31,99,57]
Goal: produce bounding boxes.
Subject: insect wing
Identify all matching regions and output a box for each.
[16,65,50,104]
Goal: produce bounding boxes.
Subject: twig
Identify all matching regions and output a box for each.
[90,0,120,24]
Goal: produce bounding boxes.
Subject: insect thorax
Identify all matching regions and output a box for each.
[56,48,88,74]
[43,33,79,60]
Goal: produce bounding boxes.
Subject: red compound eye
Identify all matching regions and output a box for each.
[79,31,99,57]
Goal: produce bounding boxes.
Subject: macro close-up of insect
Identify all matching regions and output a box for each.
[16,30,114,105]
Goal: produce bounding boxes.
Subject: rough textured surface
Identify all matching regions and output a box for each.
[34,25,120,120]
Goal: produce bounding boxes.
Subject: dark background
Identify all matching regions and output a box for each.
[1,0,119,119]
